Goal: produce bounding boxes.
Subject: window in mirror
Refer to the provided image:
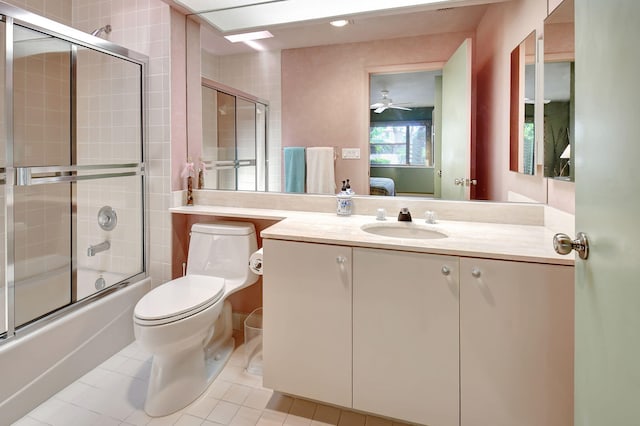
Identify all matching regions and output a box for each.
[369,70,439,197]
[369,121,432,167]
[510,30,537,175]
[543,0,574,181]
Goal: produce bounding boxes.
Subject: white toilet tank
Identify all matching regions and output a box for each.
[186,222,258,289]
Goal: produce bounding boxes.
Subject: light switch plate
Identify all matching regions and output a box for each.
[342,148,361,159]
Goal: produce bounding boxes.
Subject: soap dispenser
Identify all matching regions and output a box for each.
[337,179,353,216]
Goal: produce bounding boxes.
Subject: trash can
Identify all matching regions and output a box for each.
[244,307,263,375]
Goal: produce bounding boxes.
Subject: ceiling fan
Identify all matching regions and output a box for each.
[370,90,412,113]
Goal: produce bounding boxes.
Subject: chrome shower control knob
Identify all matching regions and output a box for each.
[471,267,481,278]
[441,265,451,276]
[98,205,118,231]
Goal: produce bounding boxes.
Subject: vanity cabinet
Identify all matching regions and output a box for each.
[262,239,353,408]
[459,258,574,426]
[263,239,573,426]
[353,248,460,426]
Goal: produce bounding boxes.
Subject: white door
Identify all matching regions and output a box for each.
[441,38,472,200]
[573,1,640,423]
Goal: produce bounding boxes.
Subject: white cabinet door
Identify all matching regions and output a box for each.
[459,258,574,426]
[353,248,460,426]
[262,239,352,408]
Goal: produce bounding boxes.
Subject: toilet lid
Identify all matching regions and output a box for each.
[134,275,225,324]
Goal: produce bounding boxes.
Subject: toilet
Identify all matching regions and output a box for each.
[133,221,258,417]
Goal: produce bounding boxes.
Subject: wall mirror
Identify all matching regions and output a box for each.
[509,30,537,176]
[187,1,549,204]
[543,0,574,181]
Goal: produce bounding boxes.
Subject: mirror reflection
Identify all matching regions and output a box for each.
[201,79,268,191]
[510,30,537,176]
[368,71,439,197]
[195,5,482,200]
[190,1,573,207]
[543,0,574,181]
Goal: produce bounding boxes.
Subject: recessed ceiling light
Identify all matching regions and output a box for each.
[330,19,351,27]
[224,30,273,43]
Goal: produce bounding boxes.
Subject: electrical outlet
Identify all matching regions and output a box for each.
[342,148,361,159]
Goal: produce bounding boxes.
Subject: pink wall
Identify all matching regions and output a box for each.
[281,32,474,196]
[475,0,574,213]
[170,10,188,192]
[171,14,205,192]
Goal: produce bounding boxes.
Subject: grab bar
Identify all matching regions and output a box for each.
[15,163,144,186]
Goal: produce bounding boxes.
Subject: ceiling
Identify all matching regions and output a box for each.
[190,0,507,56]
[370,70,443,109]
[177,0,510,108]
[178,0,508,32]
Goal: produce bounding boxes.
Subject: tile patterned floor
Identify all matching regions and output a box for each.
[13,340,413,426]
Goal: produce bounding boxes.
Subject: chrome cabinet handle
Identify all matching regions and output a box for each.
[553,232,590,260]
[336,256,347,264]
[441,265,451,276]
[471,267,481,278]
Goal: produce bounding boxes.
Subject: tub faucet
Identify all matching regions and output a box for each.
[88,240,111,257]
[397,207,412,222]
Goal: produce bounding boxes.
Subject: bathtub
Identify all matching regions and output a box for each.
[0,254,132,328]
[77,268,130,301]
[0,274,150,424]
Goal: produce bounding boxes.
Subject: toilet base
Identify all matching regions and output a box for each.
[143,302,236,417]
[204,337,235,383]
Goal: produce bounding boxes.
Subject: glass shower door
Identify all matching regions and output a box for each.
[12,25,73,326]
[74,45,144,300]
[10,25,144,328]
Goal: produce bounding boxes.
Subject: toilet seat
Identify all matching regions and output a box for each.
[134,275,225,326]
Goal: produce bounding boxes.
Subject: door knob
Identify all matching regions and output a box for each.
[553,232,589,260]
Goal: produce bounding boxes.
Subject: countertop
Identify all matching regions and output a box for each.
[171,205,574,266]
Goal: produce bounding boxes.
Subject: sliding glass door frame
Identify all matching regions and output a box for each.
[0,2,148,343]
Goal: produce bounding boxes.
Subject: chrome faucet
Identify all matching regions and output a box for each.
[397,207,412,222]
[87,240,111,257]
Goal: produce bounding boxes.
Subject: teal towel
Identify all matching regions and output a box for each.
[284,147,306,193]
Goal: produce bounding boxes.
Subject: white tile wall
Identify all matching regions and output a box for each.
[6,0,71,26]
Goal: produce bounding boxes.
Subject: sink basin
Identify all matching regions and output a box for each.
[361,223,447,239]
